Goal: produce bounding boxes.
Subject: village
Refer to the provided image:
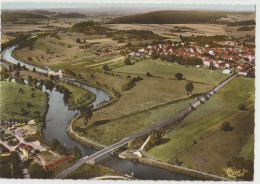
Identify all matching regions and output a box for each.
[128,42,255,76]
[0,120,74,178]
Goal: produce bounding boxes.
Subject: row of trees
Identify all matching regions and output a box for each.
[151,51,203,66]
[48,138,67,155]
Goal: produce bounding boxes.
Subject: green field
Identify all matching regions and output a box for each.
[147,77,255,162]
[75,95,197,145]
[112,59,227,85]
[0,81,48,122]
[238,134,254,161]
[65,163,123,179]
[58,82,96,109]
[34,42,56,53]
[74,50,97,58]
[50,39,74,47]
[49,54,122,71]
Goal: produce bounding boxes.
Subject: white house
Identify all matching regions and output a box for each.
[238,69,248,76]
[222,69,231,74]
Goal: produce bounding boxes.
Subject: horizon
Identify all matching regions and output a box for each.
[1,2,256,12]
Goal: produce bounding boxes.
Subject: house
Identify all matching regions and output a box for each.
[18,143,35,157]
[226,62,236,68]
[44,155,73,170]
[203,58,212,67]
[129,51,136,56]
[28,120,36,125]
[138,48,145,53]
[238,69,248,76]
[223,69,231,74]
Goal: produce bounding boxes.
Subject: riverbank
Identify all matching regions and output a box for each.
[66,114,106,150]
[120,150,232,181]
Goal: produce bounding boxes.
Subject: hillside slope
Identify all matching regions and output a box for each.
[110,10,254,24]
[2,11,49,22]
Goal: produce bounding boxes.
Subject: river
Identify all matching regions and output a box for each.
[1,44,197,180]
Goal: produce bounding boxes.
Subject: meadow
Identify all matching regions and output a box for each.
[0,81,48,122]
[146,77,254,176]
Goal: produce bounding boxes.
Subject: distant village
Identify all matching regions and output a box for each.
[128,42,255,77]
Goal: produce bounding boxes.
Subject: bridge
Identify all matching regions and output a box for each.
[54,72,238,179]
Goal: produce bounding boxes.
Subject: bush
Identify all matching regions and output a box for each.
[124,57,131,65]
[146,72,151,77]
[239,103,246,110]
[122,81,136,91]
[76,38,81,43]
[175,73,183,80]
[103,64,109,71]
[220,121,233,131]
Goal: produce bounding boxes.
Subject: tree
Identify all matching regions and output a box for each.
[80,106,93,124]
[239,103,246,111]
[15,71,20,77]
[146,72,151,77]
[220,121,233,131]
[124,57,131,65]
[16,76,25,84]
[185,82,194,95]
[151,51,159,60]
[76,38,81,43]
[17,63,21,71]
[21,65,27,70]
[49,75,54,81]
[103,64,109,71]
[48,138,60,151]
[28,75,32,86]
[32,78,38,87]
[175,73,183,80]
[28,162,50,178]
[56,144,66,155]
[9,151,23,178]
[125,41,132,47]
[72,146,82,160]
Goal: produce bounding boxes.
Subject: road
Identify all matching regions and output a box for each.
[54,72,238,179]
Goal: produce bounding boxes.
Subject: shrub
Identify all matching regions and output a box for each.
[239,103,246,111]
[124,57,131,65]
[220,121,233,131]
[175,73,183,80]
[146,72,151,77]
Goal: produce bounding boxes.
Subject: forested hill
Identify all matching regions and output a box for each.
[2,12,49,22]
[110,10,253,24]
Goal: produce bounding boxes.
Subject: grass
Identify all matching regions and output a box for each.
[238,134,254,161]
[74,50,97,58]
[65,163,123,179]
[112,59,227,85]
[34,42,56,53]
[0,81,48,122]
[166,104,255,177]
[75,95,198,145]
[147,77,255,162]
[72,59,223,146]
[51,160,76,177]
[58,81,96,109]
[50,39,74,47]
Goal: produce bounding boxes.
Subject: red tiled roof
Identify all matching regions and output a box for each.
[239,69,248,73]
[44,155,73,170]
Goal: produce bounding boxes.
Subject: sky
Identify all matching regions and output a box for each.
[1,1,256,11]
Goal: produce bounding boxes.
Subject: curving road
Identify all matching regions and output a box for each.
[54,72,238,179]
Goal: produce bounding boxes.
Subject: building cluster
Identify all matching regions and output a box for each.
[17,143,35,157]
[129,43,255,76]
